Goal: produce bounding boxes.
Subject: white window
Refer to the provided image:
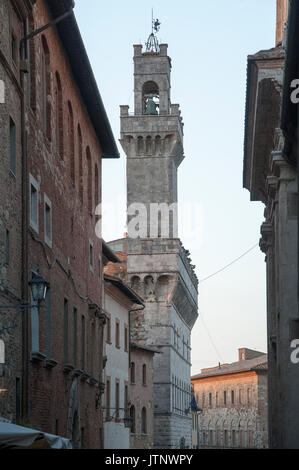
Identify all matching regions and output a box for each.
[44,194,52,247]
[29,174,39,233]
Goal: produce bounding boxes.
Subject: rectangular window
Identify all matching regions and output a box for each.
[11,34,17,64]
[89,241,94,272]
[90,322,95,377]
[115,379,120,420]
[216,392,219,407]
[81,315,85,370]
[106,377,110,420]
[231,390,235,405]
[106,315,111,344]
[232,430,236,447]
[44,194,52,247]
[41,53,47,134]
[124,325,128,352]
[45,288,51,358]
[115,319,120,349]
[209,393,212,407]
[224,391,227,405]
[73,308,77,367]
[5,229,10,265]
[29,174,39,232]
[63,298,69,363]
[124,382,128,418]
[10,118,16,175]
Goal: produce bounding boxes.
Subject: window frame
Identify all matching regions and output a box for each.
[44,193,52,248]
[9,117,16,176]
[89,239,94,272]
[29,174,39,233]
[115,318,120,349]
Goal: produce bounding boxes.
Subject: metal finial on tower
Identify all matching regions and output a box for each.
[145,9,161,52]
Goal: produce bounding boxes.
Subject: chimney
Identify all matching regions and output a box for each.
[238,348,266,361]
[276,0,288,46]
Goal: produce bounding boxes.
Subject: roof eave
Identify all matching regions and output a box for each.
[45,0,120,159]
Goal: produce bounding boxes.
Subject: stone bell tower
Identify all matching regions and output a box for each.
[120,43,185,239]
[118,39,198,449]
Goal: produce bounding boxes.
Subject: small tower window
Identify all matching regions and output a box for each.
[143,81,159,115]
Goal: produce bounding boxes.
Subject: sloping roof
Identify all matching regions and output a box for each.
[102,240,121,263]
[45,0,119,159]
[192,354,268,380]
[104,274,144,307]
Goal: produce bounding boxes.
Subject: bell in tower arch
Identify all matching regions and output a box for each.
[145,95,158,115]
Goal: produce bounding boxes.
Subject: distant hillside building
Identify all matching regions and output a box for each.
[191,349,268,449]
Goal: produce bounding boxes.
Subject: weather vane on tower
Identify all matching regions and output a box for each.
[145,9,161,53]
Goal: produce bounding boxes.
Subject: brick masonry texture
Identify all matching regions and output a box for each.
[0,0,108,448]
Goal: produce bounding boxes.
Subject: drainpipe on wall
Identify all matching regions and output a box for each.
[20,21,29,422]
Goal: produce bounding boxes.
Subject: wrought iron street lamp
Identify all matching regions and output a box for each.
[0,271,49,336]
[28,273,48,303]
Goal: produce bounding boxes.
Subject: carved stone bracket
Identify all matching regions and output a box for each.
[260,222,274,254]
[89,304,106,325]
[266,175,279,200]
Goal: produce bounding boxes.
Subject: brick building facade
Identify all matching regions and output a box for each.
[0,0,30,424]
[0,0,119,448]
[191,349,268,449]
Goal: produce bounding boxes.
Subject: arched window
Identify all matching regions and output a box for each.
[41,35,51,140]
[55,72,63,158]
[130,276,141,295]
[142,364,147,385]
[142,81,159,115]
[146,136,152,155]
[141,407,147,434]
[68,101,75,183]
[130,362,135,384]
[130,405,135,434]
[155,135,161,155]
[137,136,143,156]
[86,146,93,214]
[78,124,83,202]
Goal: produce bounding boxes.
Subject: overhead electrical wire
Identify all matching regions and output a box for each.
[198,243,259,284]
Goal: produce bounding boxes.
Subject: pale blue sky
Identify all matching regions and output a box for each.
[75,0,276,373]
